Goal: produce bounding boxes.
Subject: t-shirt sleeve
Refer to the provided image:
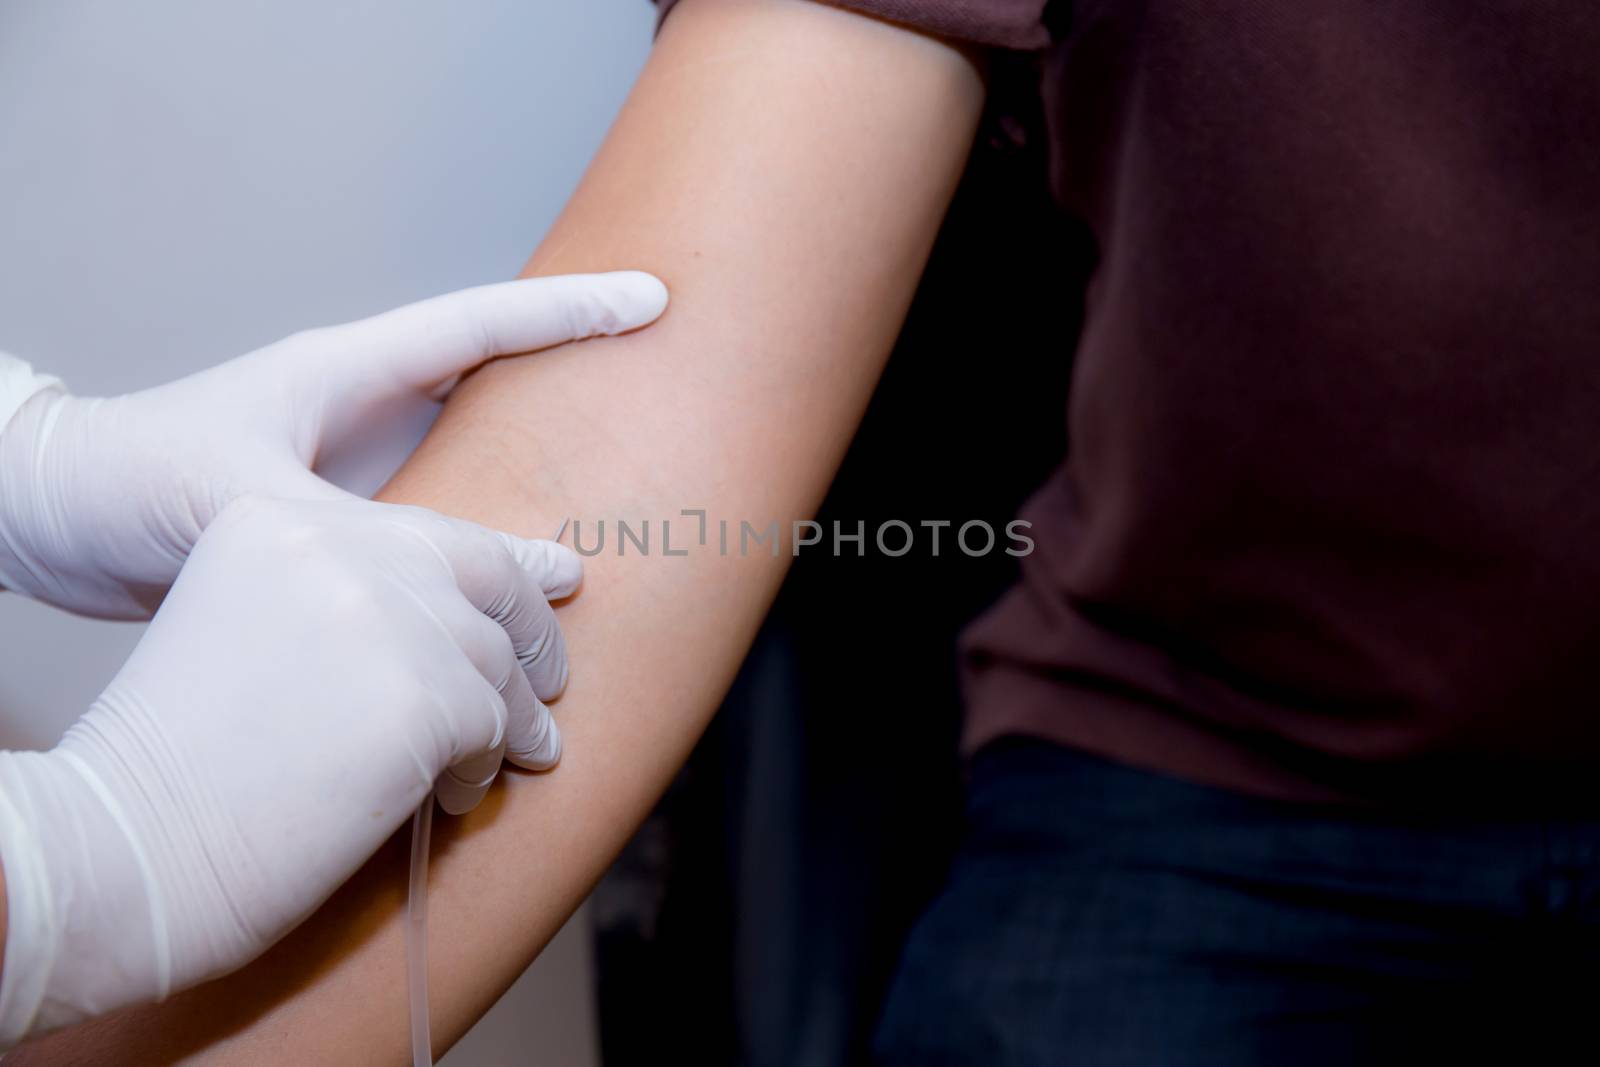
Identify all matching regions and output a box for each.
[652,0,1052,51]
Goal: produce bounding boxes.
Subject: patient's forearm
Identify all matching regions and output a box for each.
[9,1,982,1062]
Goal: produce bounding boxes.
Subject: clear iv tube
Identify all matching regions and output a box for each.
[407,794,434,1067]
[406,517,568,1067]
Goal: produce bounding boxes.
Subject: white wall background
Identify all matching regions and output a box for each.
[0,1,655,1061]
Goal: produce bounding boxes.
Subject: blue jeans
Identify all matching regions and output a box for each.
[873,738,1600,1066]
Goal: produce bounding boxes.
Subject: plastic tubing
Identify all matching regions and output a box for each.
[407,794,434,1067]
[406,519,564,1066]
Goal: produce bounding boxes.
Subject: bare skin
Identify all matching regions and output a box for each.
[7,1,983,1061]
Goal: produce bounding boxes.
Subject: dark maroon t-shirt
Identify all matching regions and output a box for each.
[665,0,1600,808]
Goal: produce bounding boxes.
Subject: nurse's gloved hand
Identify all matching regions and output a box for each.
[0,271,665,618]
[0,495,579,1046]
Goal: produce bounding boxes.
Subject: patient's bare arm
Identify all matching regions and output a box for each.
[10,0,983,1061]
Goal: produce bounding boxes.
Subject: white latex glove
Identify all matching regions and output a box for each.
[0,495,581,1046]
[0,271,666,618]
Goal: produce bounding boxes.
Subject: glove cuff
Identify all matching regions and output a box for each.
[0,355,68,600]
[0,754,57,1048]
[0,352,64,439]
[0,369,71,601]
[0,748,164,1047]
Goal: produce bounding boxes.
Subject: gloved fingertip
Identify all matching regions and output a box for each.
[600,271,669,334]
[550,270,668,339]
[435,746,502,815]
[506,717,562,773]
[435,768,493,815]
[509,535,583,599]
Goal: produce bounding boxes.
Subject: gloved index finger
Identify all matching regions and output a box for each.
[316,272,669,402]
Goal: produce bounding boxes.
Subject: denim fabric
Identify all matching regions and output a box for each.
[874,738,1600,1066]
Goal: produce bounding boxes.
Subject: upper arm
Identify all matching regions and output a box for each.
[11,1,984,1061]
[452,0,986,521]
